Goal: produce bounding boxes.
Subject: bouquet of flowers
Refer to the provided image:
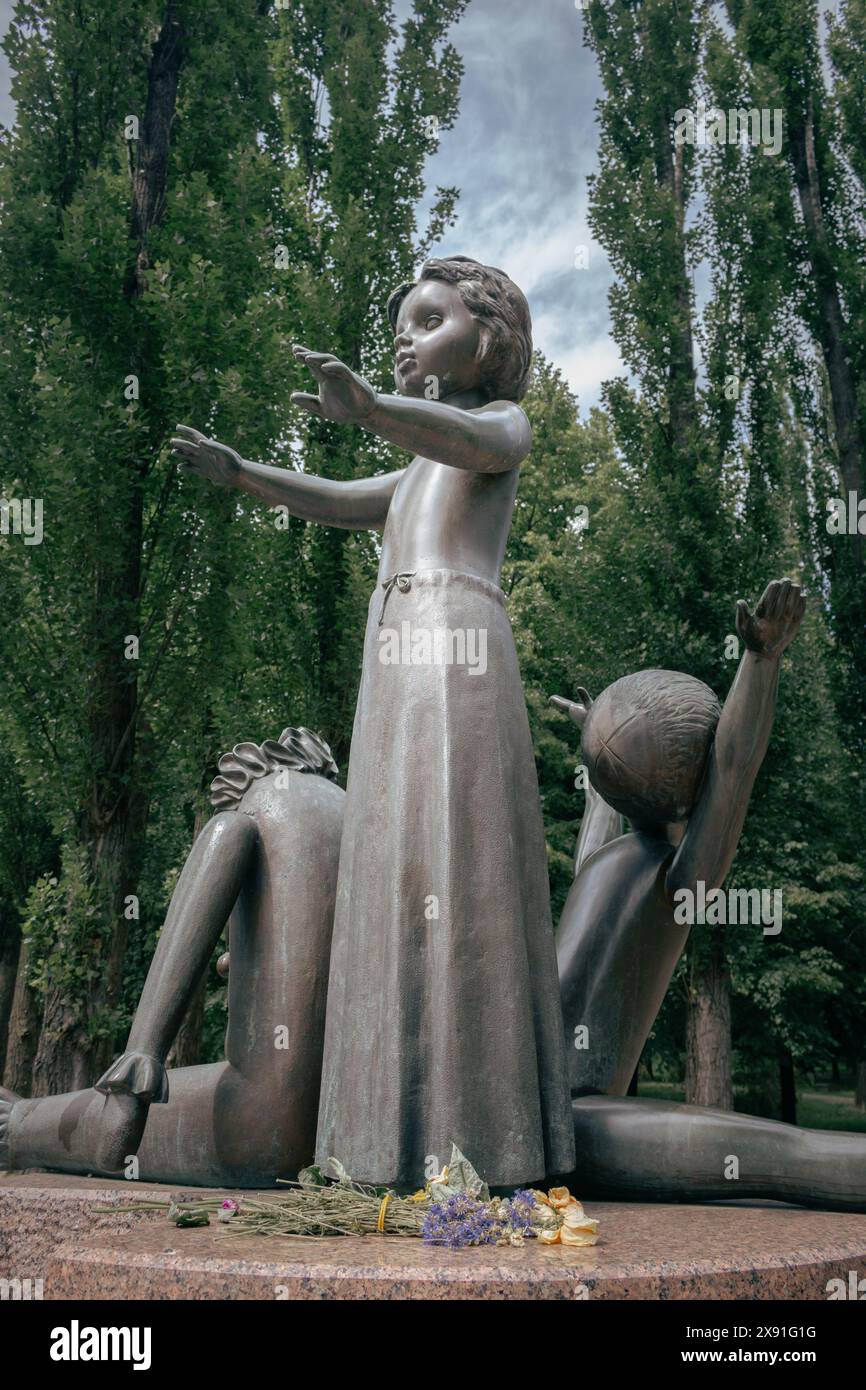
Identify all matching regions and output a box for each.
[101,1144,599,1248]
[419,1148,599,1248]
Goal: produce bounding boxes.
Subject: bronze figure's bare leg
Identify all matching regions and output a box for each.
[1,1084,149,1179]
[570,1095,866,1212]
[3,812,256,1177]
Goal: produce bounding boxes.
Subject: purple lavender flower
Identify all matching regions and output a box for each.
[500,1188,537,1237]
[422,1193,497,1248]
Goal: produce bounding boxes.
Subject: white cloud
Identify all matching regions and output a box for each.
[402,0,617,409]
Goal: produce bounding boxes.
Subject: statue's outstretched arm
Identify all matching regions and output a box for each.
[291,345,532,475]
[666,579,806,901]
[171,424,405,530]
[360,393,530,474]
[235,456,404,528]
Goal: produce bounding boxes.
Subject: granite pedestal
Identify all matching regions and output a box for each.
[3,1173,866,1300]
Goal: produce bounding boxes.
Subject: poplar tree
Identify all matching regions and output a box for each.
[0,0,282,1089]
[724,0,866,1106]
[583,0,740,1107]
[0,0,470,1090]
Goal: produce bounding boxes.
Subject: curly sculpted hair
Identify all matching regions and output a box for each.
[582,670,722,827]
[386,255,533,403]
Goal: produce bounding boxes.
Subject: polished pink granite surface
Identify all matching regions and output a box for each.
[3,1172,866,1300]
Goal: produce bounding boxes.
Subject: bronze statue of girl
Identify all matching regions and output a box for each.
[1,258,576,1190]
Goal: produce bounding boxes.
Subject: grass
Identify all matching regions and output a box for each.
[634,1081,866,1132]
[797,1092,866,1133]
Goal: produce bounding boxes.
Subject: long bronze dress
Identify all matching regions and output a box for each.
[315,567,575,1188]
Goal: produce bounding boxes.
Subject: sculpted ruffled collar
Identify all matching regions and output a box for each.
[210,726,339,810]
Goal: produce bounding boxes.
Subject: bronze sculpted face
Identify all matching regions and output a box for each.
[392,278,483,400]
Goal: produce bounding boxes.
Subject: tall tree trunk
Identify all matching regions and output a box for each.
[654,23,733,1116]
[0,913,21,1074]
[659,128,698,450]
[856,1058,866,1111]
[686,929,733,1110]
[3,942,41,1096]
[779,1047,797,1125]
[31,3,187,1094]
[790,96,864,536]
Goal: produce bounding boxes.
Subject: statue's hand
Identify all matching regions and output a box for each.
[171,425,243,487]
[95,1050,169,1104]
[736,579,806,659]
[291,344,378,425]
[549,688,593,729]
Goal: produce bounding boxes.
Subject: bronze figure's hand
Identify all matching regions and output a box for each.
[735,579,806,659]
[549,688,594,729]
[291,344,378,424]
[171,425,243,487]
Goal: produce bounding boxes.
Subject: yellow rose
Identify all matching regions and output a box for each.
[538,1227,561,1244]
[547,1186,573,1210]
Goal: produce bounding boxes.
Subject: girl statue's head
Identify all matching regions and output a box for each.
[387,256,533,403]
[581,670,722,829]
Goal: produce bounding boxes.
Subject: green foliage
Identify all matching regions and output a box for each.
[20,842,122,1040]
[0,0,862,1105]
[577,0,866,1093]
[0,0,473,1074]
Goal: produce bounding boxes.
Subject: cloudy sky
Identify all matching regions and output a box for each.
[395,0,619,410]
[0,0,619,409]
